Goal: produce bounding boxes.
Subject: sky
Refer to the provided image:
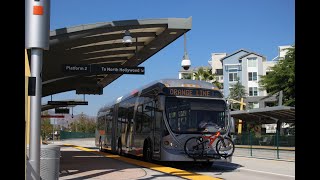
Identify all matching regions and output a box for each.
[42,0,295,116]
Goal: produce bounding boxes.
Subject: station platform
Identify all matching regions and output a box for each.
[52,139,221,180]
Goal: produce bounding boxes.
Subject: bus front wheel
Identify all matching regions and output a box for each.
[117,139,122,156]
[99,138,104,152]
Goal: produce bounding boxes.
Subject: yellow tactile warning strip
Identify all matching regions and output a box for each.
[63,144,222,180]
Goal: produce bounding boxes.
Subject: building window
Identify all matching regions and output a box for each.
[225,64,242,71]
[248,58,257,67]
[229,72,238,82]
[248,72,257,81]
[249,87,258,96]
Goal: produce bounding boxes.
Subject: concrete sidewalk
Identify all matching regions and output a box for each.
[54,140,217,180]
[59,145,149,179]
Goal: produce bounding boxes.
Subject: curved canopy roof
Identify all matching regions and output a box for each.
[230,106,295,123]
[40,17,192,97]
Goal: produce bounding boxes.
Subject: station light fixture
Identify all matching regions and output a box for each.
[122,30,133,46]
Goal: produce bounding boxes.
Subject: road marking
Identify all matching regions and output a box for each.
[64,144,221,180]
[213,164,295,178]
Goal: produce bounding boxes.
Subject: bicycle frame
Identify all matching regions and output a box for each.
[201,131,221,148]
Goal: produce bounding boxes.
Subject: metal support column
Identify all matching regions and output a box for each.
[238,98,245,134]
[29,48,43,177]
[276,120,281,159]
[278,90,283,106]
[25,0,51,179]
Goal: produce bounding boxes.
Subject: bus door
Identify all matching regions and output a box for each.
[153,101,162,159]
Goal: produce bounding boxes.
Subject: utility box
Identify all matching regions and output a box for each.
[40,145,60,180]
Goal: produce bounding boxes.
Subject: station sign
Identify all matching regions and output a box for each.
[76,86,103,95]
[62,64,145,74]
[55,108,70,114]
[48,101,88,106]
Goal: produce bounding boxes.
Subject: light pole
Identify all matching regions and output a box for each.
[181,33,191,70]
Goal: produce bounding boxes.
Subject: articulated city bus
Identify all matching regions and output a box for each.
[95,79,234,166]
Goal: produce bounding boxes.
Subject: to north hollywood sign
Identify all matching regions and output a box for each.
[48,101,88,105]
[62,64,145,74]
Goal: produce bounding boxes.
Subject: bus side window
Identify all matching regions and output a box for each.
[135,105,143,133]
[142,102,153,133]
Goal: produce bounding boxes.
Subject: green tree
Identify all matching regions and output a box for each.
[194,67,222,89]
[229,78,247,110]
[259,46,295,106]
[194,67,212,81]
[41,111,53,140]
[69,112,96,133]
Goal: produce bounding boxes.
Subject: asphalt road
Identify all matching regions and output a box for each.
[176,156,294,180]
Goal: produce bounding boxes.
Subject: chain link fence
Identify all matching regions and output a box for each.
[60,131,95,139]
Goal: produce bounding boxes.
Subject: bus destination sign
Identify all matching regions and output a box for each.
[164,88,222,98]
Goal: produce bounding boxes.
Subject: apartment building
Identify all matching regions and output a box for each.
[208,53,226,89]
[179,46,292,108]
[221,49,279,108]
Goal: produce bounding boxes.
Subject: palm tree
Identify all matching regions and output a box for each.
[194,67,222,89]
[193,67,204,81]
[194,67,214,81]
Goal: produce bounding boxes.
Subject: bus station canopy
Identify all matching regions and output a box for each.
[39,17,192,97]
[230,106,295,124]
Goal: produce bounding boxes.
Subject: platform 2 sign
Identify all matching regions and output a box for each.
[62,64,145,74]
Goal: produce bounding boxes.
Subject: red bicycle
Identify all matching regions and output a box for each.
[184,127,235,159]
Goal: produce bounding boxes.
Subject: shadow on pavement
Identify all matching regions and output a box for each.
[165,161,243,174]
[59,146,146,179]
[58,144,188,180]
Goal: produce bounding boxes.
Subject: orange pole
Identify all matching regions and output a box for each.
[237,98,244,134]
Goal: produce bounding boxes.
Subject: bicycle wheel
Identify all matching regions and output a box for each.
[184,137,204,159]
[215,137,235,158]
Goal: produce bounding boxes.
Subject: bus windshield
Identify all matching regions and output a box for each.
[165,97,227,134]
